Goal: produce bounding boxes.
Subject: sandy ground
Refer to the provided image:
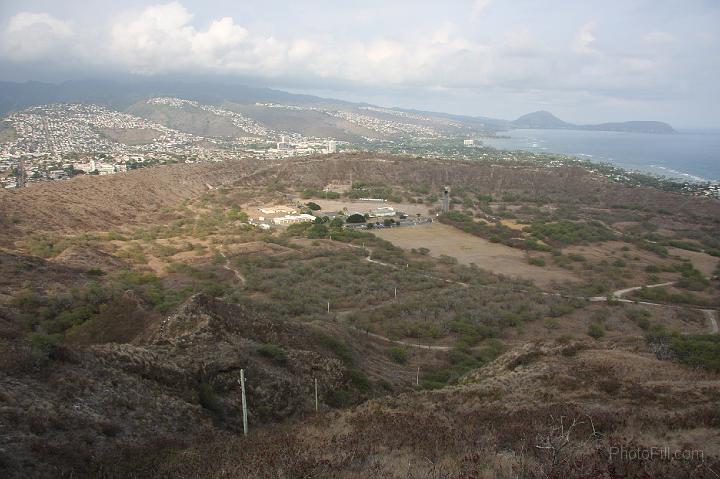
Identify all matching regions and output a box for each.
[374,222,577,288]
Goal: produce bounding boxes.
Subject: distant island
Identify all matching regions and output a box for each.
[511,110,676,134]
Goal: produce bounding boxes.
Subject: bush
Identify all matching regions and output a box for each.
[28,332,63,362]
[648,332,720,371]
[388,346,409,364]
[306,202,321,211]
[197,382,223,416]
[528,257,546,267]
[257,343,288,365]
[525,220,615,246]
[347,368,370,391]
[588,323,605,340]
[316,333,353,364]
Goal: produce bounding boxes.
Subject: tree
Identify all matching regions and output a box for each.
[306,202,321,211]
[346,213,366,224]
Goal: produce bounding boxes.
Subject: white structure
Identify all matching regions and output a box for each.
[273,214,316,225]
[327,140,337,154]
[464,139,475,146]
[259,206,297,215]
[96,163,116,175]
[369,206,396,217]
[277,135,291,150]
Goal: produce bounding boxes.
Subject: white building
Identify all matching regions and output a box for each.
[327,140,337,153]
[369,206,396,217]
[273,214,316,225]
[259,206,298,215]
[464,139,475,146]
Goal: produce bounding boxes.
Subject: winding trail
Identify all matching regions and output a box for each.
[705,309,719,334]
[219,251,247,287]
[349,326,452,351]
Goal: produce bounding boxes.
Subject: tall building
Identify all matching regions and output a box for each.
[327,140,337,154]
[463,139,475,147]
[277,136,291,150]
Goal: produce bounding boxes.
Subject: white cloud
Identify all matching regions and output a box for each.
[573,22,597,54]
[0,2,687,105]
[0,12,74,61]
[472,0,492,18]
[643,31,675,45]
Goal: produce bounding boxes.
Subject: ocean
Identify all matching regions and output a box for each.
[480,128,720,183]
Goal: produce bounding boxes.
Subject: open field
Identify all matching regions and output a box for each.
[375,222,578,288]
[99,127,162,145]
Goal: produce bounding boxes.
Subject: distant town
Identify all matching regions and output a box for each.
[1,98,718,200]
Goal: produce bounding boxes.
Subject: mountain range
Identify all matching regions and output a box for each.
[512,110,675,134]
[0,80,675,134]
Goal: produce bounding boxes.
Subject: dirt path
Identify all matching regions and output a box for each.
[589,282,676,302]
[349,326,452,351]
[219,251,246,286]
[704,309,719,334]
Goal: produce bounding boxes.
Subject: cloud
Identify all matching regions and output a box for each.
[0,12,74,61]
[0,1,702,109]
[472,0,492,18]
[643,31,675,45]
[573,22,597,54]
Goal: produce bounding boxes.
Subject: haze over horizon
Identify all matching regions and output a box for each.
[1,0,719,128]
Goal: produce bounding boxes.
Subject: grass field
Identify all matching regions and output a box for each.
[374,222,577,288]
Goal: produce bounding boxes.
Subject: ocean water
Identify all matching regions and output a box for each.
[481,128,720,182]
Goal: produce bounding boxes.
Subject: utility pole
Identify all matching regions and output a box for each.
[394,287,397,299]
[416,367,420,386]
[327,301,330,314]
[314,378,319,412]
[240,369,248,436]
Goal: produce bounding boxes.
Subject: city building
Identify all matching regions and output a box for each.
[327,140,337,153]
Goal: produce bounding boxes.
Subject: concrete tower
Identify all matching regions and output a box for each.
[441,186,450,214]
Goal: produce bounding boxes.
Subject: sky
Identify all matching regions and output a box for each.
[0,0,718,127]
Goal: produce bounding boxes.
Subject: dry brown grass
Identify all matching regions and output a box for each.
[375,222,577,288]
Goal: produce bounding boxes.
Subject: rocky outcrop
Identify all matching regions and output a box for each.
[0,294,348,477]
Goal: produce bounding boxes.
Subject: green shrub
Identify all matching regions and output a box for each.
[528,257,546,267]
[257,343,288,365]
[28,332,63,361]
[588,323,605,340]
[347,368,370,391]
[388,346,409,364]
[197,382,223,415]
